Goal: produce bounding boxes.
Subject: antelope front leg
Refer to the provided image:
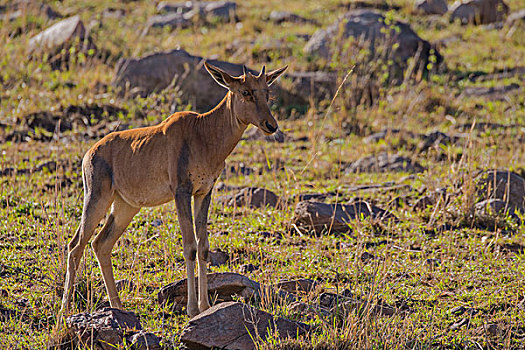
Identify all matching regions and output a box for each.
[174,188,199,317]
[194,189,212,313]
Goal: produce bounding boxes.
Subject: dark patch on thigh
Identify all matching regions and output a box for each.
[189,249,197,261]
[201,249,209,261]
[85,154,114,197]
[177,141,191,185]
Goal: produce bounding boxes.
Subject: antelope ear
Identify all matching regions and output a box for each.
[266,65,288,86]
[204,61,236,89]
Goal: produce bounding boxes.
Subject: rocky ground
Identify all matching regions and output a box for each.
[0,0,524,349]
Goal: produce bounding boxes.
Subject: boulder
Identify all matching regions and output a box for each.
[156,1,236,21]
[113,49,275,112]
[415,0,448,15]
[158,272,296,313]
[66,308,161,350]
[346,152,425,173]
[450,0,509,24]
[208,249,229,267]
[292,200,396,234]
[158,272,261,311]
[28,15,95,54]
[147,12,192,29]
[474,170,525,213]
[284,71,338,103]
[462,83,521,99]
[180,301,309,350]
[506,9,525,26]
[304,10,440,78]
[274,279,319,293]
[269,11,318,24]
[217,187,280,209]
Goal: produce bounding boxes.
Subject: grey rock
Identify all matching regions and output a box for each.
[113,49,269,112]
[269,11,318,24]
[218,187,280,209]
[28,15,95,54]
[208,249,229,267]
[474,170,525,213]
[462,83,521,99]
[158,272,261,311]
[157,1,236,21]
[239,263,258,274]
[284,71,338,103]
[147,12,192,29]
[346,152,425,173]
[292,200,397,235]
[450,0,509,24]
[66,308,160,350]
[415,0,448,15]
[304,10,440,76]
[506,9,525,26]
[129,331,162,350]
[180,301,309,350]
[274,279,319,293]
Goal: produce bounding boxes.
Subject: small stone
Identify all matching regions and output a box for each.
[180,301,309,350]
[208,249,229,267]
[239,263,258,274]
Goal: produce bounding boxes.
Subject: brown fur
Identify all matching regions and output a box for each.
[59,62,287,319]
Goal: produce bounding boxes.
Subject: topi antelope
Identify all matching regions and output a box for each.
[59,62,287,318]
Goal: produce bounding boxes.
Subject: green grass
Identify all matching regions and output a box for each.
[1,0,525,349]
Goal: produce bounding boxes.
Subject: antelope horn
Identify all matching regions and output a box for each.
[258,65,266,78]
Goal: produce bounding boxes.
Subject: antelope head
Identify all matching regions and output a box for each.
[204,62,288,135]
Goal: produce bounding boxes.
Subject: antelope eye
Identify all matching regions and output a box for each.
[242,90,250,97]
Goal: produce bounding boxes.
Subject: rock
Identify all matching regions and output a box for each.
[239,263,258,274]
[128,331,162,350]
[419,131,454,151]
[158,272,261,311]
[292,200,397,235]
[157,1,194,12]
[360,251,377,262]
[156,1,236,21]
[218,187,280,209]
[115,279,134,292]
[284,71,338,103]
[304,10,440,78]
[450,0,509,25]
[113,49,272,112]
[364,129,403,143]
[269,11,318,24]
[506,9,525,26]
[474,170,525,213]
[2,1,62,21]
[66,308,160,350]
[102,8,126,19]
[274,279,319,293]
[413,195,436,211]
[415,0,448,15]
[346,152,425,173]
[462,83,521,99]
[147,12,192,29]
[180,301,309,350]
[208,249,229,267]
[243,126,286,143]
[28,15,95,54]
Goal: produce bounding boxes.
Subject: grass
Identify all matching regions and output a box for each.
[1,0,525,349]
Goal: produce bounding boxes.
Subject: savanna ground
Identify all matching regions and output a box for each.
[1,0,525,349]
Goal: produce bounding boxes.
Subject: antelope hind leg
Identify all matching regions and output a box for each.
[92,195,139,309]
